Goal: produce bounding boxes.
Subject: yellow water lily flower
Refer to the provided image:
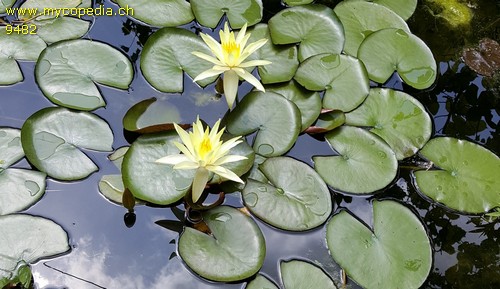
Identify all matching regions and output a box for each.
[192,22,271,109]
[155,117,247,203]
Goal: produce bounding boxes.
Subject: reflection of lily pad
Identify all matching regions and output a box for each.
[268,4,344,62]
[35,39,133,110]
[313,126,397,194]
[21,107,113,180]
[358,28,437,89]
[140,28,217,93]
[346,88,432,160]
[116,0,194,27]
[334,1,409,56]
[326,200,432,289]
[294,53,369,112]
[190,0,263,29]
[225,91,301,157]
[0,29,46,85]
[243,157,332,231]
[414,137,500,213]
[178,206,265,282]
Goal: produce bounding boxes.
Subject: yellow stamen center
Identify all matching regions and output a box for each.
[222,38,241,67]
[198,137,212,160]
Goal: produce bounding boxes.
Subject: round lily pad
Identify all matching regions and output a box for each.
[190,0,263,29]
[242,157,332,231]
[345,88,432,160]
[116,0,194,27]
[0,214,69,280]
[0,169,46,215]
[313,126,397,194]
[21,107,113,180]
[246,275,278,289]
[334,1,410,56]
[345,0,417,21]
[0,0,15,13]
[140,27,217,93]
[0,29,46,85]
[0,128,24,168]
[225,91,301,157]
[294,53,369,112]
[268,4,344,62]
[35,39,133,110]
[326,200,432,289]
[281,260,337,289]
[178,206,265,282]
[358,28,437,89]
[414,137,500,213]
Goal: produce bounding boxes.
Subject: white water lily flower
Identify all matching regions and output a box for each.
[192,22,271,109]
[155,117,247,203]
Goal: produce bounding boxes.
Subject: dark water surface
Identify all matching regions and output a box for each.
[1,0,499,288]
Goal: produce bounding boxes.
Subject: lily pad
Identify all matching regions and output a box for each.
[268,4,344,62]
[209,134,255,184]
[0,29,46,85]
[0,214,69,280]
[0,0,15,13]
[294,53,369,112]
[190,0,263,29]
[116,0,194,27]
[358,28,437,89]
[35,39,133,110]
[21,107,113,180]
[246,275,278,289]
[283,0,313,6]
[0,169,46,215]
[345,0,417,21]
[313,126,397,194]
[333,1,409,56]
[246,24,299,84]
[140,27,217,93]
[0,128,24,168]
[345,88,432,160]
[225,91,301,157]
[281,260,337,289]
[326,200,432,289]
[242,157,332,231]
[122,98,181,131]
[178,206,265,282]
[305,110,345,134]
[414,137,500,213]
[267,80,321,131]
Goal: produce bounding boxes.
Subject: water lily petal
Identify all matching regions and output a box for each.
[193,68,223,82]
[192,51,224,66]
[156,154,190,165]
[173,141,196,162]
[223,70,240,109]
[174,124,196,156]
[200,33,224,60]
[212,155,248,166]
[239,38,268,62]
[236,22,248,44]
[233,68,265,92]
[173,161,200,170]
[192,167,210,203]
[238,59,272,68]
[207,165,245,184]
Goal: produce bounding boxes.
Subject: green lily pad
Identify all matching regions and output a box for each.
[294,53,369,112]
[281,260,337,289]
[0,29,46,85]
[21,107,113,180]
[0,214,69,280]
[0,0,15,13]
[18,0,85,20]
[190,0,263,29]
[35,39,133,110]
[358,28,437,89]
[326,200,432,289]
[345,0,417,21]
[122,98,181,131]
[245,24,299,84]
[178,206,265,282]
[267,80,321,131]
[333,1,410,56]
[414,137,500,213]
[242,157,332,231]
[283,0,313,6]
[345,88,432,160]
[0,169,46,215]
[268,4,344,62]
[225,91,301,157]
[0,128,24,169]
[140,27,217,93]
[116,0,194,27]
[305,110,345,134]
[246,275,278,289]
[313,126,397,194]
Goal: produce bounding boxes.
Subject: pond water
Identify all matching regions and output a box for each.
[1,0,499,288]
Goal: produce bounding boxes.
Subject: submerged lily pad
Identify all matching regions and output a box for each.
[122,98,181,132]
[294,53,369,112]
[358,28,437,89]
[116,0,194,27]
[178,206,265,282]
[414,137,500,213]
[225,91,301,157]
[21,107,113,180]
[0,29,46,85]
[0,214,69,280]
[326,200,432,289]
[313,126,397,194]
[35,39,133,110]
[242,157,332,231]
[190,0,263,29]
[346,88,432,160]
[268,4,344,62]
[140,28,217,93]
[334,1,410,56]
[345,0,417,21]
